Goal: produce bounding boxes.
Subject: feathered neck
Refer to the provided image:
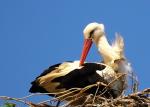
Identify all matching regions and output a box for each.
[95,35,120,66]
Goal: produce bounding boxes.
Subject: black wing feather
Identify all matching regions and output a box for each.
[30,62,107,94]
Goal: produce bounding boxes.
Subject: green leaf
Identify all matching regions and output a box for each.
[0,102,16,107]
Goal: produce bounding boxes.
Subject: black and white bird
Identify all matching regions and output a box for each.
[81,23,135,95]
[29,22,134,99]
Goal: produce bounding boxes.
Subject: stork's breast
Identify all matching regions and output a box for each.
[96,65,116,82]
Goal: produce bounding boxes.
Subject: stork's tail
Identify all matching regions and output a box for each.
[29,81,48,93]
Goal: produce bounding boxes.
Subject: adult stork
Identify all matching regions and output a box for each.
[29,22,133,99]
[80,22,137,95]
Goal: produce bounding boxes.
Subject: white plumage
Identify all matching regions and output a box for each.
[82,22,138,95]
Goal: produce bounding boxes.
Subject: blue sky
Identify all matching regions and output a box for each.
[0,0,150,104]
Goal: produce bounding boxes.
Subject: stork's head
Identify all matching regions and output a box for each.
[79,22,105,66]
[83,22,105,40]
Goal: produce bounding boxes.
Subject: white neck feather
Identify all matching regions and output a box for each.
[96,35,120,65]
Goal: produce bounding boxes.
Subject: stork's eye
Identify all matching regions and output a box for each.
[89,29,95,38]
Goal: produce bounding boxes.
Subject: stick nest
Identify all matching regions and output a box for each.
[0,72,149,107]
[29,88,150,107]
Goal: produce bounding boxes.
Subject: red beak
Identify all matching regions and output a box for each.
[79,39,93,66]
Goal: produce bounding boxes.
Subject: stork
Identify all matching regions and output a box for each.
[29,22,134,100]
[80,22,136,96]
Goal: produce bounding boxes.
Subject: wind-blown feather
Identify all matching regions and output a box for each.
[112,33,124,59]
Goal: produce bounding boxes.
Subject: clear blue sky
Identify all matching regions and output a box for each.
[0,0,150,104]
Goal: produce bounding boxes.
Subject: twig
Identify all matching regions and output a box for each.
[92,82,100,104]
[60,94,85,107]
[55,88,81,101]
[0,96,30,106]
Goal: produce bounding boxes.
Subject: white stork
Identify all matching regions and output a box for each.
[29,22,135,99]
[80,22,136,96]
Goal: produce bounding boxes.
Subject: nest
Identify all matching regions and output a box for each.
[29,88,150,107]
[0,71,149,107]
[29,73,150,107]
[0,84,149,107]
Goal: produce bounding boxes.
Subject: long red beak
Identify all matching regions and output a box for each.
[79,39,93,66]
